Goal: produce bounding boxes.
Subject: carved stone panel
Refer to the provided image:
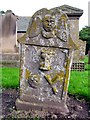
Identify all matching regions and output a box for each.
[22,46,69,98]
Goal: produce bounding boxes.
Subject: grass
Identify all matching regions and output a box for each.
[0,56,89,100]
[68,71,90,100]
[68,55,90,101]
[0,67,19,88]
[79,55,89,70]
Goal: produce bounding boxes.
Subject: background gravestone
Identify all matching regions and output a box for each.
[0,10,18,53]
[0,10,19,67]
[16,8,77,115]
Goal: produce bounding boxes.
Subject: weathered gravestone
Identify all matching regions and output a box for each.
[16,8,77,115]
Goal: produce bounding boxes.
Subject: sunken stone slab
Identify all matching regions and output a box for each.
[16,7,77,115]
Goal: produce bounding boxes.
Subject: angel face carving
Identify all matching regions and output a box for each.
[43,15,55,32]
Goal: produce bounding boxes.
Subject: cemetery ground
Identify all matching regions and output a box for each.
[0,55,90,119]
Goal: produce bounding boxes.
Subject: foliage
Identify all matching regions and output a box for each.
[79,26,90,43]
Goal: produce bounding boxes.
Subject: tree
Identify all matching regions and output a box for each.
[79,26,90,54]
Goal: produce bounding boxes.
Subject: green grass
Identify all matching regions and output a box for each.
[68,71,89,100]
[79,55,89,70]
[0,67,19,88]
[68,55,90,100]
[84,55,89,70]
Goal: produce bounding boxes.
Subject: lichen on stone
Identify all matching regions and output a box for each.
[63,57,70,92]
[44,71,65,94]
[25,69,31,80]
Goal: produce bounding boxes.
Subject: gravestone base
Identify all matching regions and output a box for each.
[16,94,69,115]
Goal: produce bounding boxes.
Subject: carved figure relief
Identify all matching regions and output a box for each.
[26,8,70,45]
[41,14,56,38]
[39,49,55,71]
[28,74,40,89]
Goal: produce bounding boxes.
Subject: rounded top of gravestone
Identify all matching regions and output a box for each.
[27,8,69,38]
[18,7,77,50]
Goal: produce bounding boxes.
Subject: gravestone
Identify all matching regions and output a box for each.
[16,8,77,115]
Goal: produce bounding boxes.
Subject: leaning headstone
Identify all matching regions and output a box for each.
[16,8,77,115]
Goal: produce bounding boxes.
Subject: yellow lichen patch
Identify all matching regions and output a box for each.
[56,71,65,83]
[17,33,27,43]
[51,71,65,84]
[45,71,65,85]
[44,71,65,94]
[44,74,52,84]
[20,69,23,80]
[20,89,22,96]
[64,58,70,92]
[25,69,31,80]
[52,87,58,94]
[51,75,58,84]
